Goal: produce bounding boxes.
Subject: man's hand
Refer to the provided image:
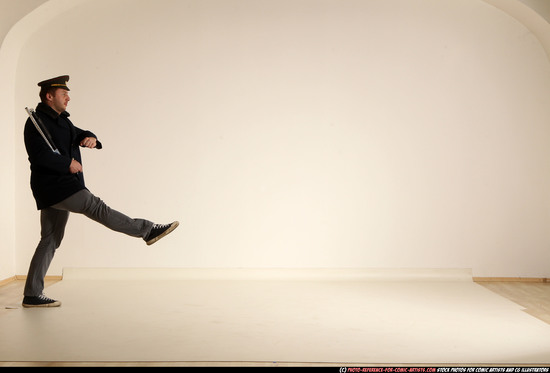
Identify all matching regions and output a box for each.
[80,137,97,149]
[69,159,83,174]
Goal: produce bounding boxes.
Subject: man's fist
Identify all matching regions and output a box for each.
[80,137,97,149]
[69,159,83,174]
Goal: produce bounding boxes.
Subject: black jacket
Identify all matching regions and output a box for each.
[24,102,102,210]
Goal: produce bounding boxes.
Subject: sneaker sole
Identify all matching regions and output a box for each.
[146,221,179,246]
[22,301,61,308]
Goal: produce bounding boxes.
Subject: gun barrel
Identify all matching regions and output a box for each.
[25,107,60,155]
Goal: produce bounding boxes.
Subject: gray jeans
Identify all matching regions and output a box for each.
[24,189,154,296]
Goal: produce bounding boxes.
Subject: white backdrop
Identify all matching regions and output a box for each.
[11,0,550,277]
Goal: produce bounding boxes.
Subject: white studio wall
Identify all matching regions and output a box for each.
[11,0,550,277]
[0,0,73,281]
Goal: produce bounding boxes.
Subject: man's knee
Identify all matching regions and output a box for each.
[37,234,63,254]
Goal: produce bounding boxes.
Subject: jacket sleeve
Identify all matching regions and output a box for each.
[24,118,73,175]
[73,126,103,149]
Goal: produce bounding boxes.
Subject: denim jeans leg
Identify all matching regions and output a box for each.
[52,189,154,238]
[24,207,69,296]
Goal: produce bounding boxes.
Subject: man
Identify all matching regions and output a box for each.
[22,75,179,308]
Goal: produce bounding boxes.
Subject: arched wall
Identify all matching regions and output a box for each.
[0,0,86,280]
[2,0,550,279]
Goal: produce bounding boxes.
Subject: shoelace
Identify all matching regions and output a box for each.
[153,223,170,230]
[38,294,55,302]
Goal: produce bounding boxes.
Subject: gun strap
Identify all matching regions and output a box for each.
[32,110,59,152]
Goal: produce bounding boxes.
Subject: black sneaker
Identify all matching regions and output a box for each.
[145,221,179,246]
[22,294,61,308]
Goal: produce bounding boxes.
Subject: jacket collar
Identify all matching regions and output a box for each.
[36,102,70,119]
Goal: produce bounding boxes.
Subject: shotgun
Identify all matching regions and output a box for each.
[25,107,60,155]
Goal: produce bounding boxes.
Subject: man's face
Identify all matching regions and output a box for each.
[48,88,70,114]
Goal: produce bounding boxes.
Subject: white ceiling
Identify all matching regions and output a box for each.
[1,0,550,50]
[0,0,47,46]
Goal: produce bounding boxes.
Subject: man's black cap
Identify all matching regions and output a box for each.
[38,75,70,91]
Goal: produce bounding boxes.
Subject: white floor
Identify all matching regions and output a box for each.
[2,268,550,365]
